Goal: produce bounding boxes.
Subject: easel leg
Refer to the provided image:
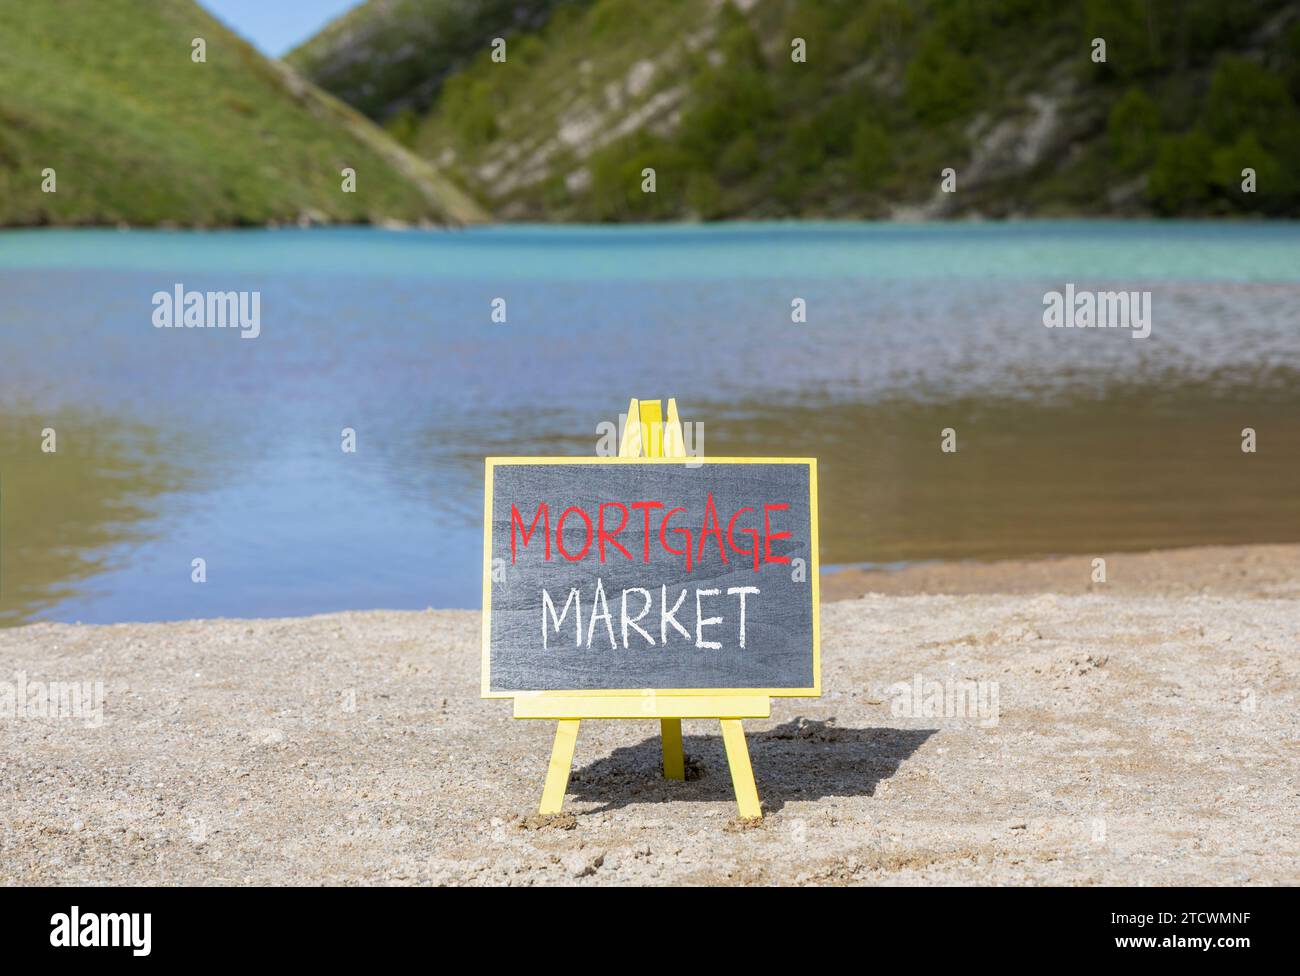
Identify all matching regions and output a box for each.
[719,719,762,819]
[539,719,580,815]
[660,718,685,780]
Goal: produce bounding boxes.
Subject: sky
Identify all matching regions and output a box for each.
[198,0,361,56]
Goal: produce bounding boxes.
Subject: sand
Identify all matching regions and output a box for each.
[2,544,1297,886]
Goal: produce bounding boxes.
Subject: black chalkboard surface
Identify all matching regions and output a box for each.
[482,459,820,695]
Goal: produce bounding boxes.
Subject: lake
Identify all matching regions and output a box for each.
[2,221,1298,624]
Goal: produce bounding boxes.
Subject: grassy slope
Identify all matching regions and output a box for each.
[0,0,485,226]
[299,0,1300,221]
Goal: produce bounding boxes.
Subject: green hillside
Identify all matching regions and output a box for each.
[0,0,485,227]
[294,0,1300,221]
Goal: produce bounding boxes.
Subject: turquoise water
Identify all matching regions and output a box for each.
[3,220,1300,279]
[1,221,1298,624]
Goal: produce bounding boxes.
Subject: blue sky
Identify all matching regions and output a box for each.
[199,0,361,56]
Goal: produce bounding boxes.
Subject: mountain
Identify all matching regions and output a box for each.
[291,0,1300,221]
[0,0,486,227]
[284,0,590,122]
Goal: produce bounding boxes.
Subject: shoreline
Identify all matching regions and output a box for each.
[821,542,1300,600]
[3,541,1296,885]
[5,216,1296,233]
[8,542,1295,630]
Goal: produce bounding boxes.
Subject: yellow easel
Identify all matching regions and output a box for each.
[523,398,766,820]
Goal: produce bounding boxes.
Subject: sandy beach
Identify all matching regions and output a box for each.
[3,543,1296,886]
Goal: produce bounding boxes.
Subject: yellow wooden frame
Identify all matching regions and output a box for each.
[481,399,821,820]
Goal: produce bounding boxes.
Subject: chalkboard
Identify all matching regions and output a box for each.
[482,459,820,695]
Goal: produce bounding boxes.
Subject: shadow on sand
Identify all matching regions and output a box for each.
[566,717,936,815]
